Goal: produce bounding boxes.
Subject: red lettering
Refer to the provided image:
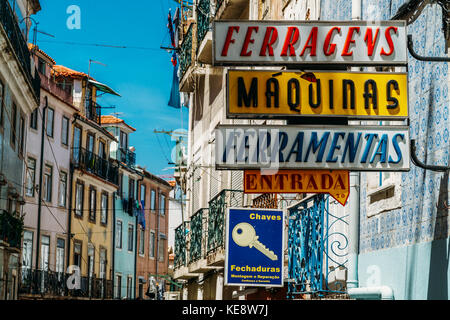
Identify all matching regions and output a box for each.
[342,26,360,56]
[323,27,341,56]
[300,27,318,56]
[380,26,398,56]
[221,26,240,56]
[240,26,259,56]
[245,174,258,191]
[281,27,300,56]
[364,27,380,56]
[259,26,278,56]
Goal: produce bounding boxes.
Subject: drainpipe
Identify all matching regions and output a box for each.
[66,164,74,270]
[135,173,144,299]
[348,286,394,300]
[35,96,48,274]
[347,0,362,291]
[112,191,116,295]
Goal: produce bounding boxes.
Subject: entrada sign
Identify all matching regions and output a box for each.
[215,125,410,171]
[214,20,407,66]
[244,170,350,205]
[227,70,408,119]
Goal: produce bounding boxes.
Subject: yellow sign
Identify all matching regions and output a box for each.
[244,170,350,206]
[227,70,408,119]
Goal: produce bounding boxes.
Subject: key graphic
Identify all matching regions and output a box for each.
[232,223,278,261]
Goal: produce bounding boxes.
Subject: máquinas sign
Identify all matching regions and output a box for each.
[227,70,408,119]
[215,125,410,171]
[213,20,407,66]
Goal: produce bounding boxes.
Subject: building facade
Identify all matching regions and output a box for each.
[0,0,41,300]
[135,169,172,300]
[19,46,78,299]
[173,0,450,301]
[101,115,140,300]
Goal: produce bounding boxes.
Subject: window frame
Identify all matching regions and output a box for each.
[89,186,97,223]
[149,230,155,259]
[58,171,68,208]
[11,103,17,148]
[139,227,145,256]
[100,192,108,226]
[61,116,69,146]
[46,107,54,138]
[25,157,36,197]
[127,223,134,252]
[75,180,84,218]
[116,220,123,249]
[44,164,53,203]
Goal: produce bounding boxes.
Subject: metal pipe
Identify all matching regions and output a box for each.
[35,96,47,273]
[348,286,394,300]
[411,139,450,172]
[407,34,450,62]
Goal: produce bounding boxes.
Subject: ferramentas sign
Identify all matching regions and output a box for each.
[215,125,410,171]
[213,20,407,66]
[227,70,408,119]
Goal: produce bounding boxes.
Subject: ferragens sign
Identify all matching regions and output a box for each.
[213,20,407,66]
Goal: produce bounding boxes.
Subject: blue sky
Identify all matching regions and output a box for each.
[34,0,188,177]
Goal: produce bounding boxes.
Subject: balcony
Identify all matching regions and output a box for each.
[215,0,249,20]
[72,147,119,186]
[0,209,23,249]
[206,189,244,266]
[179,23,195,92]
[117,147,136,168]
[0,0,40,102]
[19,269,114,299]
[173,221,199,280]
[39,71,73,106]
[196,0,212,64]
[85,100,102,126]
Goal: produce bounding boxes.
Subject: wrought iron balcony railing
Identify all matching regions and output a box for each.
[174,221,190,269]
[117,147,136,168]
[0,0,40,101]
[72,147,119,186]
[207,189,243,254]
[19,268,114,299]
[197,0,211,47]
[85,100,102,126]
[0,209,23,249]
[179,23,193,79]
[189,208,208,264]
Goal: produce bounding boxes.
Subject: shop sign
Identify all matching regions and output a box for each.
[227,70,408,119]
[214,20,407,66]
[244,170,350,205]
[215,125,410,171]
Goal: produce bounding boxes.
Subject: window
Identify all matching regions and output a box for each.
[138,278,144,299]
[38,57,46,75]
[150,190,156,211]
[101,192,108,225]
[116,220,122,249]
[87,244,94,278]
[59,172,67,207]
[75,181,84,217]
[86,133,94,153]
[139,228,145,256]
[0,79,4,126]
[158,234,166,262]
[129,178,135,200]
[73,242,82,269]
[61,116,69,146]
[30,108,38,130]
[99,249,106,279]
[44,165,53,202]
[22,231,33,272]
[40,235,50,271]
[159,193,166,216]
[98,140,106,159]
[25,158,36,197]
[126,276,133,299]
[56,238,65,274]
[120,131,128,150]
[46,107,54,138]
[73,126,81,163]
[115,274,122,299]
[19,115,25,155]
[149,230,155,258]
[89,187,96,222]
[118,173,123,198]
[128,224,134,252]
[140,184,146,207]
[11,103,17,147]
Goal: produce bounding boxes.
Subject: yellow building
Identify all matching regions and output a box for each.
[54,65,120,298]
